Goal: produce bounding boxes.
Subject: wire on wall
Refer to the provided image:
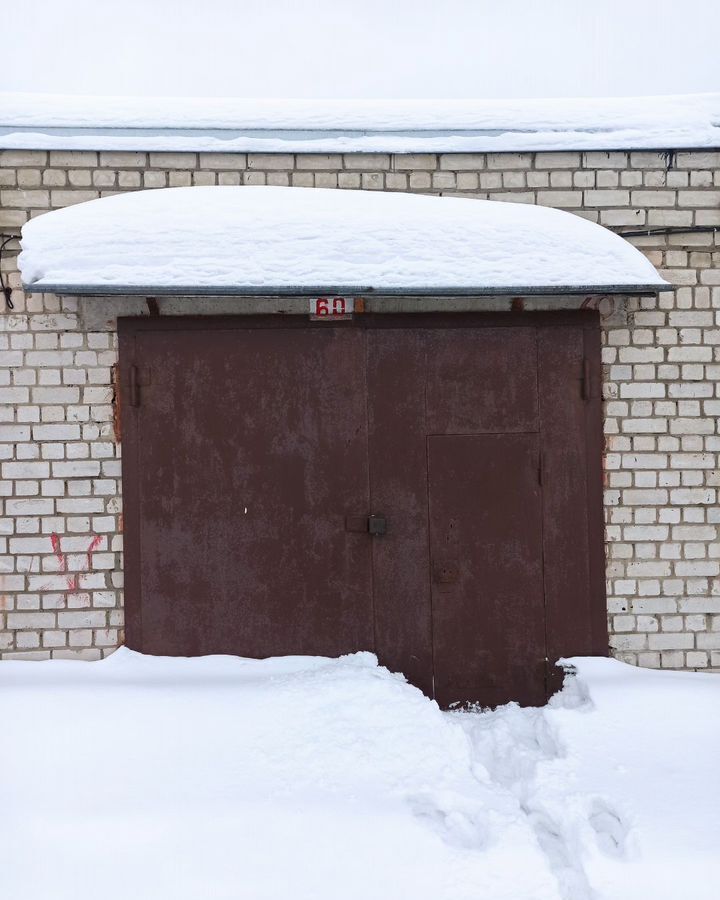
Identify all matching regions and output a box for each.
[0,234,20,310]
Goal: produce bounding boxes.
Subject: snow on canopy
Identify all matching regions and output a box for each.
[2,92,719,153]
[19,185,668,295]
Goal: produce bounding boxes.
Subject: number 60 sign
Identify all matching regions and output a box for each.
[309,296,355,319]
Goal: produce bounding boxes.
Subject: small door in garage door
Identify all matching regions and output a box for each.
[427,434,545,708]
[119,313,606,707]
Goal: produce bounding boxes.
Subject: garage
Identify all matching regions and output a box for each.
[119,312,606,707]
[17,183,669,707]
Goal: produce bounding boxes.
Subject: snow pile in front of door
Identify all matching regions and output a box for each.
[18,185,668,292]
[2,650,719,900]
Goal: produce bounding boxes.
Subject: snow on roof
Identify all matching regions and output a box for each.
[2,92,719,153]
[19,186,669,296]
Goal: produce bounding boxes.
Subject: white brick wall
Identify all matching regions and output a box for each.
[1,148,719,669]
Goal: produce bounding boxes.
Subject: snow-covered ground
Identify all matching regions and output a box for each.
[18,185,667,294]
[2,650,718,900]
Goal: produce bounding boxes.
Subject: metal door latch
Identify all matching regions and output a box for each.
[345,514,387,536]
[367,514,387,536]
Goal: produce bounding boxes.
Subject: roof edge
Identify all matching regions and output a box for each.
[22,282,673,297]
[2,127,719,155]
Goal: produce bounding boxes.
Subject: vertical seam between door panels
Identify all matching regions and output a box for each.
[424,334,436,699]
[364,328,378,656]
[535,326,550,686]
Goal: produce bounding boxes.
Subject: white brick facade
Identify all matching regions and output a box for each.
[1,148,719,668]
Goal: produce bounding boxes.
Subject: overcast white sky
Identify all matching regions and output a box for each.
[4,0,719,99]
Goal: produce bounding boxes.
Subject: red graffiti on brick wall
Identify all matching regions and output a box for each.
[85,535,103,576]
[50,532,66,573]
[49,532,103,593]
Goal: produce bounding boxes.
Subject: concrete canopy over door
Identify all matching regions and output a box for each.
[119,312,607,708]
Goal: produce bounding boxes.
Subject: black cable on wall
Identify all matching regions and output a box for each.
[0,234,20,311]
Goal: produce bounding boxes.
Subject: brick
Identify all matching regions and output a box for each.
[118,171,142,188]
[2,462,50,479]
[392,154,437,171]
[5,499,53,515]
[42,169,67,187]
[31,387,80,404]
[17,169,41,188]
[0,208,28,227]
[6,612,55,629]
[48,151,98,167]
[192,172,216,186]
[648,633,694,650]
[535,152,581,169]
[247,154,295,170]
[647,210,693,227]
[439,154,485,171]
[583,152,628,168]
[584,190,630,207]
[57,611,106,628]
[287,154,341,171]
[0,190,49,208]
[675,152,720,169]
[677,191,720,208]
[99,152,147,167]
[678,598,720,614]
[0,425,31,441]
[536,191,583,208]
[150,153,198,169]
[487,153,533,170]
[50,190,100,207]
[52,461,102,478]
[695,633,720,649]
[610,634,647,650]
[630,191,676,207]
[1,151,47,166]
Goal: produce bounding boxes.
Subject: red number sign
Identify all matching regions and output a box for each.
[310,297,354,319]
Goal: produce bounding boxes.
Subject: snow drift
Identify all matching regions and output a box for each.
[18,185,668,294]
[2,649,719,900]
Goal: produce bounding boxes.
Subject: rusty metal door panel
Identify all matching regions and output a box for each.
[428,433,547,709]
[425,327,538,434]
[538,324,608,695]
[367,329,434,697]
[120,325,374,658]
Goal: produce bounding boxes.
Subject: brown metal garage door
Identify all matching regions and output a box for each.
[119,312,607,708]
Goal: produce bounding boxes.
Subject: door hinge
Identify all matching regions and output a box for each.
[129,365,139,407]
[581,358,599,401]
[127,365,151,408]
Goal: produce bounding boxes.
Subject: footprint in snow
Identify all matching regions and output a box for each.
[407,792,488,850]
[588,798,630,859]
